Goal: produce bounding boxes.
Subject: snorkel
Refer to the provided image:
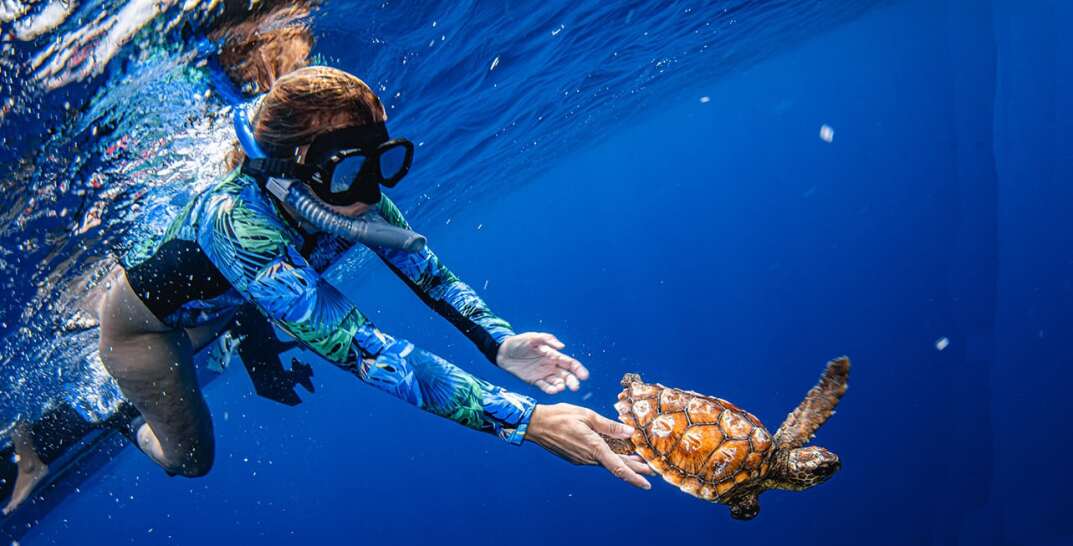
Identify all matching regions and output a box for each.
[233,102,427,253]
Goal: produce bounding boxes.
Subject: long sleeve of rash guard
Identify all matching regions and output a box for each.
[368,196,516,364]
[196,179,534,444]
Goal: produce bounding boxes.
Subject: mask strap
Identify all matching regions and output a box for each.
[242,158,316,181]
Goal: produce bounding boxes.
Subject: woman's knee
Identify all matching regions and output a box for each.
[173,455,215,478]
[162,434,216,478]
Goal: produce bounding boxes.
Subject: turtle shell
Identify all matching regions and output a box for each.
[614,376,775,502]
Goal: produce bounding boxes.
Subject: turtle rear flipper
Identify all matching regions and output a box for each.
[773,357,850,449]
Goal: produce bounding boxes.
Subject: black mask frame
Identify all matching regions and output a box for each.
[242,122,414,206]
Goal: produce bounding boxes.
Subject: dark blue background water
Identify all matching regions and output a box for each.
[2,0,1071,544]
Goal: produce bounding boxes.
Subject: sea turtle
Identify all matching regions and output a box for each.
[605,356,849,520]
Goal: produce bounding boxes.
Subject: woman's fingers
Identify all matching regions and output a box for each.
[562,370,581,391]
[533,378,561,395]
[594,439,651,490]
[540,340,588,380]
[556,353,589,381]
[623,455,655,475]
[539,333,565,350]
[588,411,635,439]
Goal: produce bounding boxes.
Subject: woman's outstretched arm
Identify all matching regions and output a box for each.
[368,196,589,395]
[197,175,534,442]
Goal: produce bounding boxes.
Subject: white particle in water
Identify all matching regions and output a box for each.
[489,56,500,71]
[581,392,593,401]
[935,337,949,351]
[699,96,710,103]
[819,124,835,143]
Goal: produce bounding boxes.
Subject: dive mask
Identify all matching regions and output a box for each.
[303,123,414,206]
[243,121,414,207]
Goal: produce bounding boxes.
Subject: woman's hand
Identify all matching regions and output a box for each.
[497,332,589,395]
[526,403,654,490]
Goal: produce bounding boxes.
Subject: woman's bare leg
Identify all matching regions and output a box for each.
[98,270,215,477]
[2,421,49,515]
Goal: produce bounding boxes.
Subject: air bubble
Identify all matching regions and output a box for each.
[819,124,834,143]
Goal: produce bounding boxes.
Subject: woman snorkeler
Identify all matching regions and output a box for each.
[95,5,654,491]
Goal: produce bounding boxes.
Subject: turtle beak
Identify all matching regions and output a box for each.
[824,457,842,474]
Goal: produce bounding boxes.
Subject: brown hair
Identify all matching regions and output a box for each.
[212,3,315,95]
[213,3,384,167]
[251,66,386,158]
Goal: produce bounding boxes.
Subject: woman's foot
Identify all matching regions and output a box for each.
[2,454,49,515]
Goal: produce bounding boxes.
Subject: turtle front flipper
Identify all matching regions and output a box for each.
[600,434,635,456]
[773,357,850,449]
[729,493,760,520]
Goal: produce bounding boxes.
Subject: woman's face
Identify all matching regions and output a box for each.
[327,200,372,217]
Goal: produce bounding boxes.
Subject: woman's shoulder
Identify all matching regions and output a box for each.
[195,168,297,252]
[204,167,255,198]
[375,193,413,229]
[198,168,268,215]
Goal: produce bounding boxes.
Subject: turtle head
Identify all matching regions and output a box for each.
[769,445,841,492]
[620,372,643,387]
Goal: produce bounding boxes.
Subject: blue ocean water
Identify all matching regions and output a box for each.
[1,0,1071,544]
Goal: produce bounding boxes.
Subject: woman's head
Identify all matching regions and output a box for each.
[217,7,385,167]
[253,66,386,159]
[215,6,393,217]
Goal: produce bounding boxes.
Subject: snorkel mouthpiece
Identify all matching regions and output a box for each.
[264,177,427,253]
[234,100,426,253]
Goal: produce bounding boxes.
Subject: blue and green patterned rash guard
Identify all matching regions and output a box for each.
[122,169,535,444]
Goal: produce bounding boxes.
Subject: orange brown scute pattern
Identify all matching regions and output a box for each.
[614,376,774,503]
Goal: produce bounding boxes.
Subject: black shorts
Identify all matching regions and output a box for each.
[124,239,233,323]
